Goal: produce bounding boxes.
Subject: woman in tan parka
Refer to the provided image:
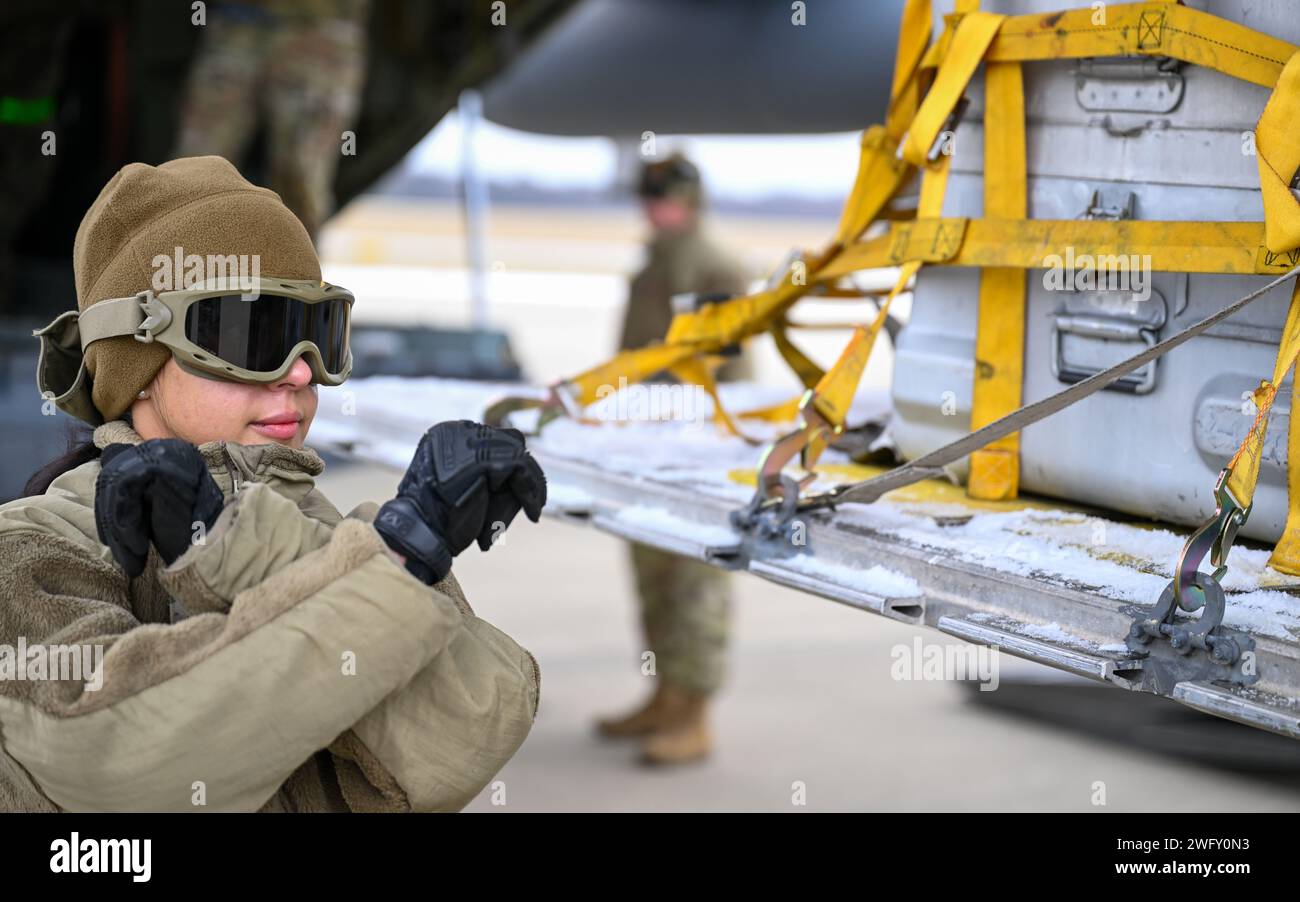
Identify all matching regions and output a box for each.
[0,156,545,813]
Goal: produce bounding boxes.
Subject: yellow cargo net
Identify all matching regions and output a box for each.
[503,1,1300,574]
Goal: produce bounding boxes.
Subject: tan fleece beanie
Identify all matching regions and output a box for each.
[72,155,321,423]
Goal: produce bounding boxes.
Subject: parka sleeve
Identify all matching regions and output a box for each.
[323,509,542,813]
[166,487,542,813]
[0,481,466,812]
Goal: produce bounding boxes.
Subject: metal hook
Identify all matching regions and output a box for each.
[1172,467,1250,612]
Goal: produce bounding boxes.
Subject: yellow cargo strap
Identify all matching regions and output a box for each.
[665,355,764,443]
[986,3,1294,89]
[1256,52,1300,258]
[567,343,698,406]
[1225,278,1300,574]
[769,319,826,390]
[833,127,912,247]
[819,219,1293,281]
[968,58,1027,500]
[808,155,951,429]
[802,262,921,470]
[981,2,1300,251]
[798,153,953,471]
[885,3,1300,251]
[735,394,804,425]
[884,0,934,143]
[900,11,1005,168]
[1273,356,1300,574]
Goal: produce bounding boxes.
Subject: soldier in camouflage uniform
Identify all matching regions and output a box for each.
[173,0,371,240]
[596,153,751,765]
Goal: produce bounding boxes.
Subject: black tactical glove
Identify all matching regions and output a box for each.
[94,439,226,578]
[375,420,547,585]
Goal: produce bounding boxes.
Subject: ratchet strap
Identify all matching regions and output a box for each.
[816,266,1300,509]
[1223,277,1300,574]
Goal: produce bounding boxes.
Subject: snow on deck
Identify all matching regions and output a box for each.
[310,376,1300,641]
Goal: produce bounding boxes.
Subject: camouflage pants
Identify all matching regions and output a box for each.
[630,543,731,696]
[174,13,367,238]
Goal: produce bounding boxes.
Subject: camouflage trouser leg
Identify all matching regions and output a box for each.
[174,16,367,240]
[630,543,731,696]
[174,19,266,169]
[263,19,368,239]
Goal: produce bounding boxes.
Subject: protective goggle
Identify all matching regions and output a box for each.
[35,277,353,425]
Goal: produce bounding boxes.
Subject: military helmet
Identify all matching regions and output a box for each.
[637,152,702,205]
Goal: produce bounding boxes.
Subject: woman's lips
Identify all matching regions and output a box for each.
[250,413,301,441]
[250,422,299,440]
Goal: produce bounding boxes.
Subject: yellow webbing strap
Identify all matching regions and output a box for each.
[833,127,912,246]
[804,154,952,452]
[968,59,1027,500]
[838,1,938,244]
[805,262,920,461]
[1226,278,1300,573]
[566,2,942,410]
[1256,52,1300,255]
[789,7,991,451]
[770,320,826,390]
[885,0,934,143]
[569,344,698,405]
[736,395,804,424]
[981,1,1300,251]
[923,3,1300,248]
[1272,356,1300,574]
[900,11,1006,167]
[818,218,1289,281]
[986,3,1295,88]
[666,355,760,443]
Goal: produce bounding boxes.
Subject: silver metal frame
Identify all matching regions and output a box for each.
[537,451,1300,741]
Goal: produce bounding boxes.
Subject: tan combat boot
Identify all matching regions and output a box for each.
[595,683,673,739]
[639,684,712,766]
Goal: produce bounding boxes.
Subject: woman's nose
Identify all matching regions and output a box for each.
[274,355,313,390]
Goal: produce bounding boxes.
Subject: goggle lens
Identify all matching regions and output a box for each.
[183,294,349,375]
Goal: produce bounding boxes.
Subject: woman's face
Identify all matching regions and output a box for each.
[131,355,318,448]
[643,196,697,234]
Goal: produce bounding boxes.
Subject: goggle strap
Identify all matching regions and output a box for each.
[76,294,150,350]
